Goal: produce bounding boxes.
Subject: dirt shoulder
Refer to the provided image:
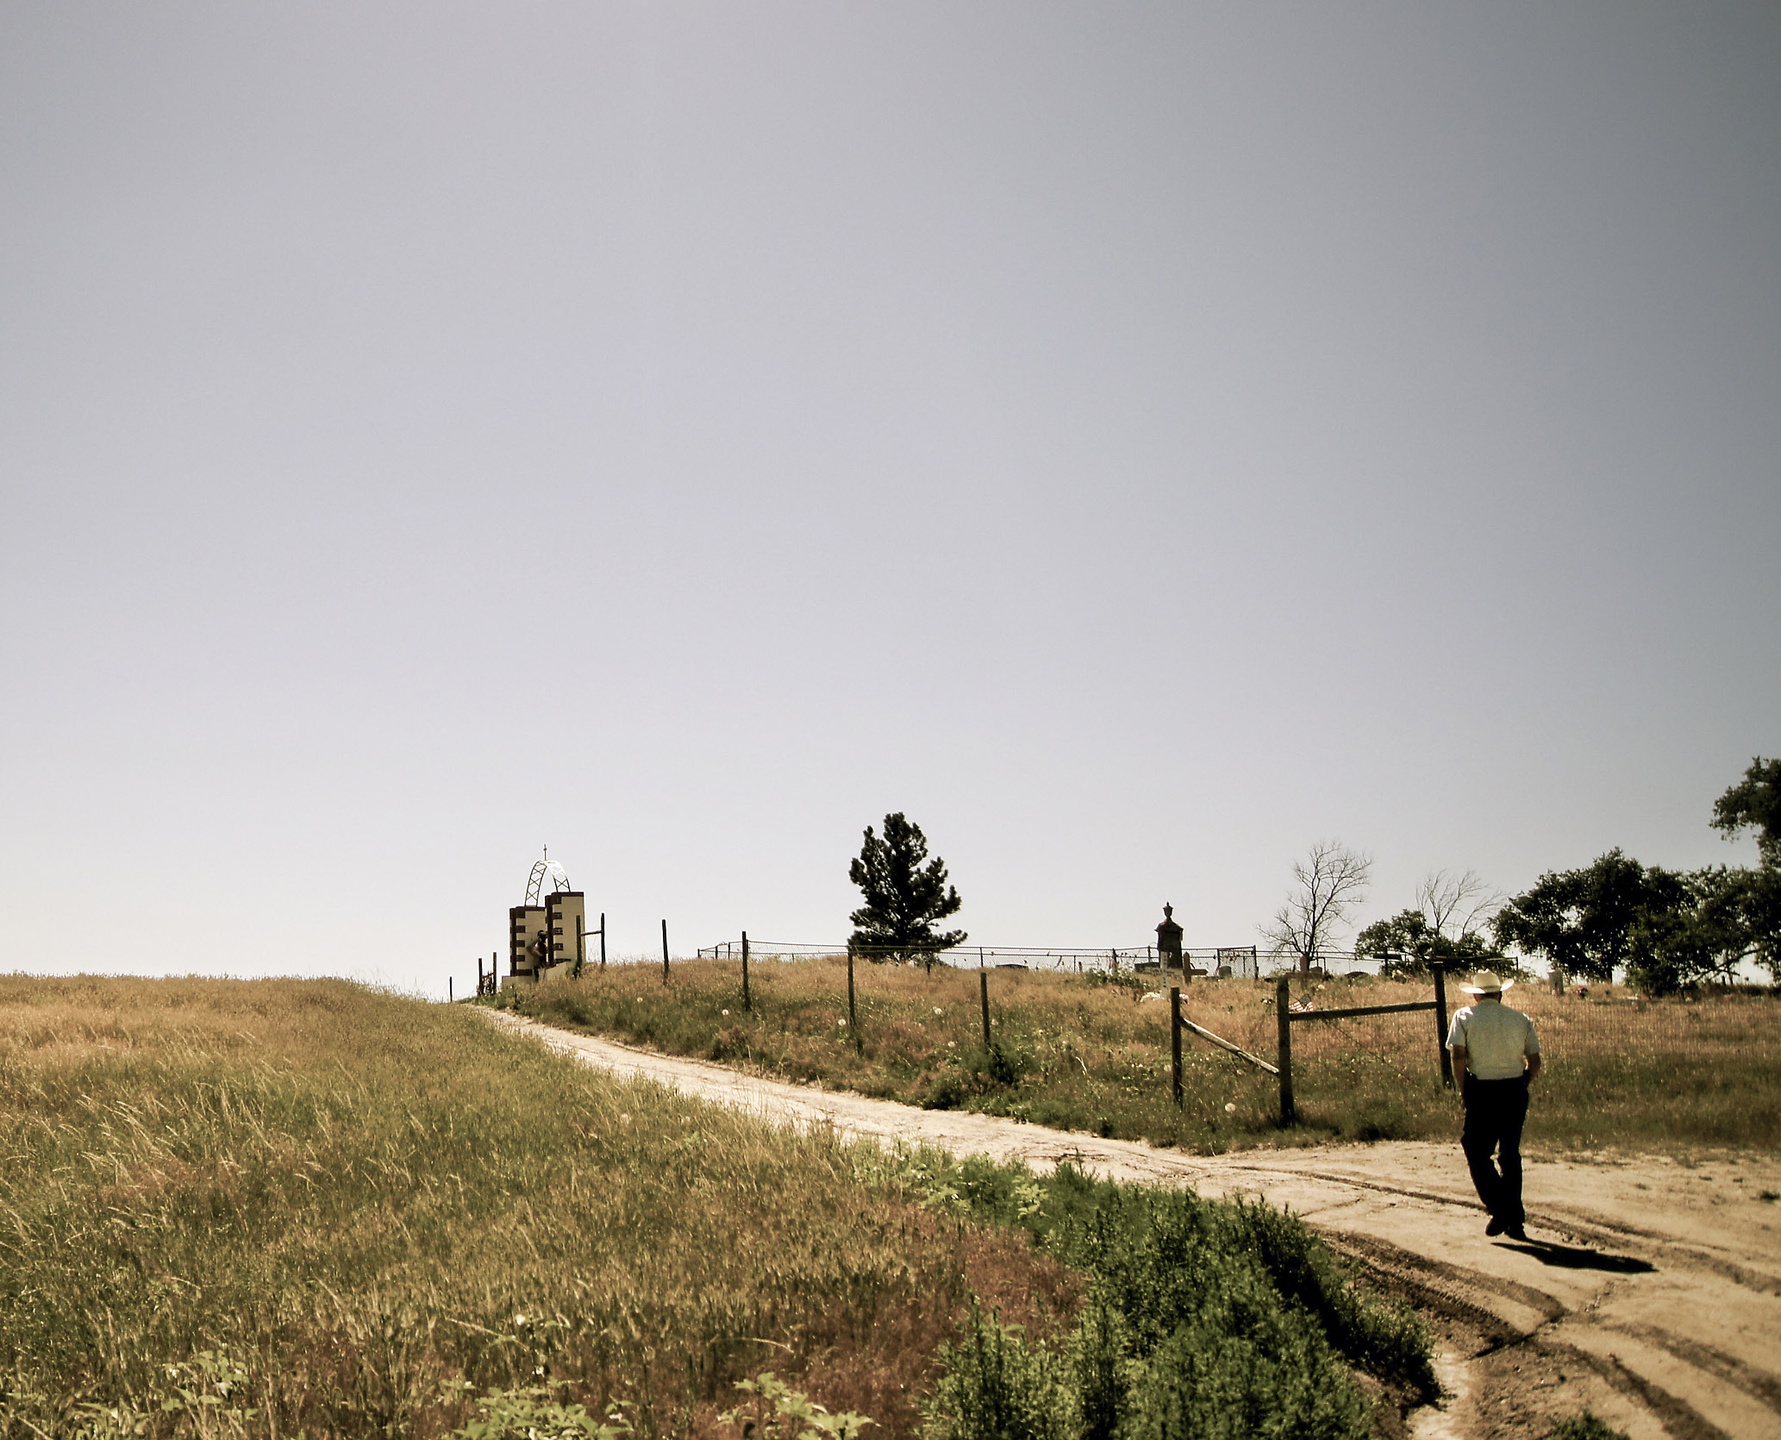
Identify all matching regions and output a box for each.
[481,1011,1781,1440]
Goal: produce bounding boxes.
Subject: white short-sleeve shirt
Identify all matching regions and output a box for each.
[1446,997,1539,1080]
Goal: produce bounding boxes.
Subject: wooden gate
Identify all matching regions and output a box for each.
[1275,966,1454,1125]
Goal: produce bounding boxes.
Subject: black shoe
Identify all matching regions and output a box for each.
[1504,1223,1528,1241]
[1485,1215,1506,1236]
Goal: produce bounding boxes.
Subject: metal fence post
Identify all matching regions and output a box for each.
[1276,975,1295,1126]
[979,970,991,1048]
[1170,987,1183,1107]
[742,930,751,1013]
[662,919,670,984]
[599,915,606,972]
[1433,963,1453,1088]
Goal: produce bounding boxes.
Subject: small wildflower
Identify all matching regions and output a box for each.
[837,1019,847,1028]
[722,1009,730,1016]
[934,1007,943,1016]
[947,1040,956,1049]
[1224,1103,1237,1114]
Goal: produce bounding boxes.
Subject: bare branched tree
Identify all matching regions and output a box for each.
[1260,840,1374,975]
[1415,868,1502,942]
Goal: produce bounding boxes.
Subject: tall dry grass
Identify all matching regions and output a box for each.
[0,975,1078,1438]
[509,959,1781,1153]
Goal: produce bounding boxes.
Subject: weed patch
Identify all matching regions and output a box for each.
[898,1155,1435,1440]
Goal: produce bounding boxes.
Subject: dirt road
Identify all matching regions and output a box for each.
[483,1011,1781,1440]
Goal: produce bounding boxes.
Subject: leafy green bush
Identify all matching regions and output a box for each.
[1221,1201,1436,1396]
[448,1385,631,1440]
[927,1307,1073,1440]
[908,1158,1436,1440]
[718,1372,874,1440]
[1123,1306,1367,1440]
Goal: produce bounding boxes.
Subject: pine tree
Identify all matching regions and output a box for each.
[847,812,967,960]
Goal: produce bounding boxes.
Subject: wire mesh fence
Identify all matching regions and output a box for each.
[1277,979,1781,1065]
[502,943,1779,1147]
[1267,975,1781,1130]
[557,942,1777,1081]
[692,939,1291,979]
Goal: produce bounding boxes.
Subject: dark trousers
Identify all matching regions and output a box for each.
[1461,1075,1529,1226]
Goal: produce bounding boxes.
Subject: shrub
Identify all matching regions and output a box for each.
[927,1306,1072,1440]
[914,1158,1434,1440]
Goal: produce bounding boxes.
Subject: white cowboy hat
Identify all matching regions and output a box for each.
[1459,970,1514,995]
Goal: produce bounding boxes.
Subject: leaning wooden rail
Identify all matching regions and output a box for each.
[1168,990,1280,1108]
[1180,1008,1280,1075]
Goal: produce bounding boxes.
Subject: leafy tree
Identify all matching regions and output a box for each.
[1740,865,1781,981]
[1260,840,1372,975]
[1705,757,1781,983]
[1622,866,1758,993]
[1355,870,1500,977]
[1493,849,1699,988]
[1355,910,1495,978]
[1490,761,1781,992]
[848,812,967,960]
[1677,863,1781,985]
[1711,756,1781,868]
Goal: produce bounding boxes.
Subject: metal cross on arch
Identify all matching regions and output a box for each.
[524,846,573,906]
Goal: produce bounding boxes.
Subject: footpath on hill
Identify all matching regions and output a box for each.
[481,1010,1781,1440]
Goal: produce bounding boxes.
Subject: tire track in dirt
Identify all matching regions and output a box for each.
[480,1011,1781,1440]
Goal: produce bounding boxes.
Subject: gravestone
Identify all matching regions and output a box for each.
[1155,903,1184,974]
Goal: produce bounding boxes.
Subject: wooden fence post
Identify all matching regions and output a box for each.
[1433,963,1453,1088]
[846,947,858,1041]
[1276,975,1295,1126]
[599,915,606,972]
[1170,987,1183,1106]
[661,919,670,984]
[742,931,751,1013]
[979,970,991,1048]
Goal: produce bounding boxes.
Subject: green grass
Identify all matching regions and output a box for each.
[0,976,1074,1438]
[502,958,1781,1153]
[0,975,1438,1439]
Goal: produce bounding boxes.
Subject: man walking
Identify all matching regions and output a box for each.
[1446,970,1542,1240]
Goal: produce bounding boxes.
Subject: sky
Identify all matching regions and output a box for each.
[2,2,1777,997]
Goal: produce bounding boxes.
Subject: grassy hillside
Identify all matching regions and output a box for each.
[0,975,1431,1439]
[502,958,1781,1153]
[0,976,1072,1437]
